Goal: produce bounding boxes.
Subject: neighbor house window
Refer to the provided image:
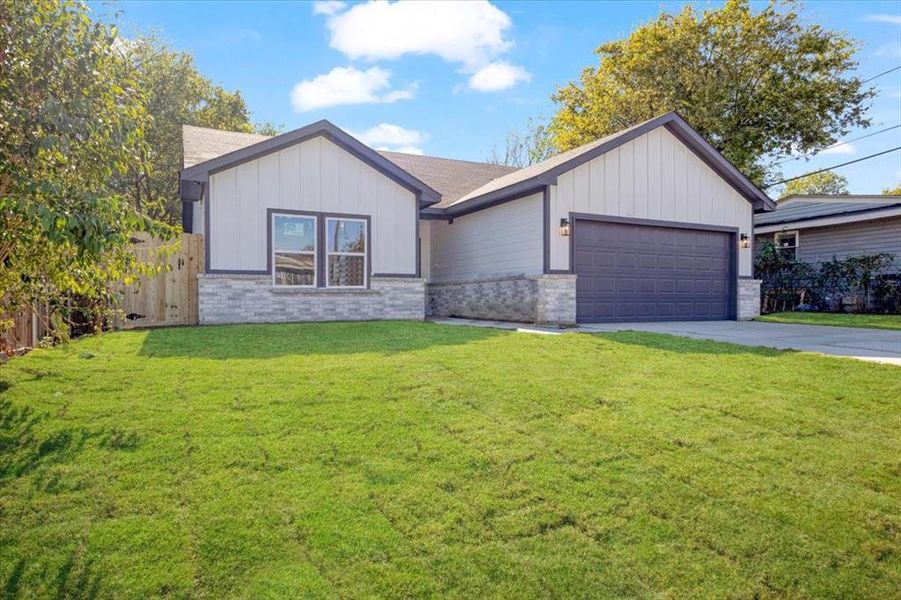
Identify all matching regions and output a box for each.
[775,231,798,261]
[326,217,367,288]
[272,213,316,286]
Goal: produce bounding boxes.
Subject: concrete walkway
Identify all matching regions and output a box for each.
[431,318,901,365]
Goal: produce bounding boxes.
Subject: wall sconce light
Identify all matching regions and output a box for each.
[740,233,750,249]
[559,217,571,237]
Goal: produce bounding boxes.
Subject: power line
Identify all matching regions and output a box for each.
[762,146,901,189]
[771,124,901,166]
[862,65,901,84]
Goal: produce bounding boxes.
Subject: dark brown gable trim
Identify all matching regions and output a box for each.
[440,112,775,219]
[181,120,441,206]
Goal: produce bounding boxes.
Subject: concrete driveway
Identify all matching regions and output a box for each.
[432,318,901,365]
[578,320,901,365]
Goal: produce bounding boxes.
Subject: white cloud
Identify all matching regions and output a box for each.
[289,66,416,112]
[394,146,424,155]
[862,14,901,25]
[376,145,424,155]
[320,0,512,67]
[351,124,427,153]
[314,0,530,92]
[468,61,532,92]
[312,1,345,16]
[874,41,901,59]
[820,142,857,155]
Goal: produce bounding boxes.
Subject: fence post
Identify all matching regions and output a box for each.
[31,305,38,347]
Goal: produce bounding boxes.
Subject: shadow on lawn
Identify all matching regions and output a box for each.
[139,320,503,359]
[594,330,789,358]
[0,399,101,483]
[3,545,102,599]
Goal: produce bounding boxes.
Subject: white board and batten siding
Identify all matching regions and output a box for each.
[428,191,543,283]
[207,135,418,275]
[548,127,754,276]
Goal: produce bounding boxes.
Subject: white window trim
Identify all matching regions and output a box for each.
[271,212,317,288]
[774,230,799,252]
[325,217,368,289]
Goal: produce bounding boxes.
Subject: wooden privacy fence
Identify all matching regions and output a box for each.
[114,232,204,329]
[1,304,51,353]
[1,233,203,353]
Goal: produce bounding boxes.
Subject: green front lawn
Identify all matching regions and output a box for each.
[757,311,901,330]
[1,322,899,598]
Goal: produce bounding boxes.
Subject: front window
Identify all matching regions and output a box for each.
[326,217,367,288]
[775,231,798,261]
[272,213,316,286]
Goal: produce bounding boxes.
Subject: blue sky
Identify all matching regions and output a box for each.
[94,0,901,193]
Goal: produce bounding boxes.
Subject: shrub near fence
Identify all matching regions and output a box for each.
[1,233,204,357]
[754,241,898,314]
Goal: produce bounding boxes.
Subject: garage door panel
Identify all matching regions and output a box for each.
[638,278,656,293]
[638,254,657,269]
[595,252,616,268]
[675,279,693,293]
[616,253,637,268]
[575,219,733,322]
[616,279,636,293]
[657,255,675,270]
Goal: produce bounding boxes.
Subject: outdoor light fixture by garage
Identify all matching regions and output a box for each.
[559,217,571,237]
[740,233,750,249]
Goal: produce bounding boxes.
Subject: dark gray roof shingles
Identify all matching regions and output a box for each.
[377,151,517,208]
[182,125,271,168]
[754,199,901,226]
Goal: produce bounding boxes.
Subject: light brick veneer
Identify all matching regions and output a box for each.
[738,277,762,320]
[536,274,577,325]
[427,274,577,326]
[198,274,425,324]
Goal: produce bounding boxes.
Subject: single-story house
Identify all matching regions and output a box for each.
[179,112,775,326]
[754,195,901,270]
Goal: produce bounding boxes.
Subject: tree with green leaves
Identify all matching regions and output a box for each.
[0,0,173,338]
[487,118,555,168]
[780,171,849,198]
[253,121,285,137]
[549,0,873,185]
[113,37,262,224]
[883,183,901,195]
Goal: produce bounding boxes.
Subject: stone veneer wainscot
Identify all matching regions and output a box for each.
[427,274,577,326]
[738,278,762,320]
[198,275,425,324]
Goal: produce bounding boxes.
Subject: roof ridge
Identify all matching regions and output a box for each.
[379,149,519,171]
[182,123,272,137]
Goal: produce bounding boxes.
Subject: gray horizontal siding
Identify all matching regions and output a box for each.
[756,216,901,272]
[428,192,543,283]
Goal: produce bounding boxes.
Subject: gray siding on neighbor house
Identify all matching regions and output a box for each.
[427,191,543,283]
[756,216,901,271]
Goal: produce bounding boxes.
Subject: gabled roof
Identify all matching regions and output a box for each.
[180,113,774,216]
[754,195,901,227]
[379,151,517,208]
[443,112,775,215]
[180,120,442,205]
[183,125,270,168]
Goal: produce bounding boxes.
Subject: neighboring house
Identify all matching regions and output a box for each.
[754,195,901,271]
[179,112,775,326]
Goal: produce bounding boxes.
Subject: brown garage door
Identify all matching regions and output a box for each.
[574,219,734,322]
